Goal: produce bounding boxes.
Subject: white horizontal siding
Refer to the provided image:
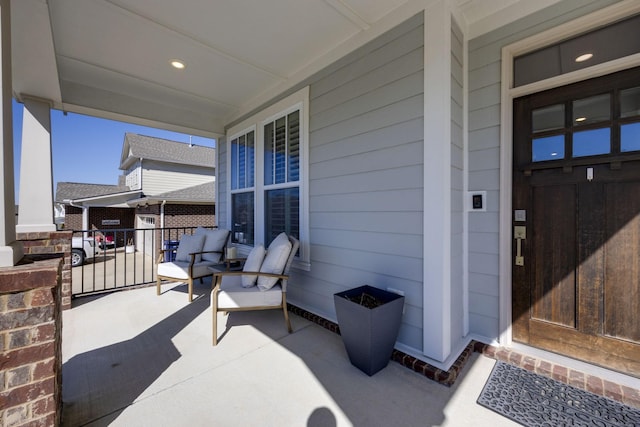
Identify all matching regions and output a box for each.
[287,13,425,351]
[141,160,214,196]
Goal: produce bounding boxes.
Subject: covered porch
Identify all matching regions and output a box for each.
[62,281,513,426]
[3,0,640,425]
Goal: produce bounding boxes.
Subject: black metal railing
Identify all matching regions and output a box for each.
[71,226,209,297]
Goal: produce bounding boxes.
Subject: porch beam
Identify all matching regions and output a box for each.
[17,96,56,233]
[0,0,22,266]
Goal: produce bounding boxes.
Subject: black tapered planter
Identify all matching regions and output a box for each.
[334,285,404,376]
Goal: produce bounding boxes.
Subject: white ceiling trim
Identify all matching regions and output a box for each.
[466,0,564,39]
[323,0,371,30]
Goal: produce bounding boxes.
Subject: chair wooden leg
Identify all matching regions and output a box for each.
[212,292,218,346]
[188,278,193,302]
[282,293,292,333]
[156,277,161,296]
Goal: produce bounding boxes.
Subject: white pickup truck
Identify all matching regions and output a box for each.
[71,236,101,267]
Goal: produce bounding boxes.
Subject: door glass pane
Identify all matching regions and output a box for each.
[573,128,610,157]
[532,135,564,162]
[232,192,254,245]
[573,94,610,126]
[532,104,564,133]
[621,87,640,118]
[621,122,640,152]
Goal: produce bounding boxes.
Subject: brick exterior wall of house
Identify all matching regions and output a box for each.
[64,204,213,230]
[163,204,215,229]
[88,207,135,247]
[0,257,64,427]
[63,206,82,232]
[64,203,215,258]
[63,207,135,247]
[136,204,216,256]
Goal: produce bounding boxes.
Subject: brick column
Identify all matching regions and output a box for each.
[17,231,72,310]
[0,257,63,426]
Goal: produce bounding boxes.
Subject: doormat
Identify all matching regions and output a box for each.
[477,361,640,426]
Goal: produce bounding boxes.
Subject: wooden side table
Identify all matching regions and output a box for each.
[223,257,246,271]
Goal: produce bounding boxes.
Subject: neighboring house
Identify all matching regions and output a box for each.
[119,133,217,245]
[55,182,139,246]
[120,133,215,196]
[8,0,640,387]
[55,134,216,248]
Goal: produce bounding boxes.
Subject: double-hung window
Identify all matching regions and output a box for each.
[230,129,255,245]
[263,109,300,245]
[226,87,309,267]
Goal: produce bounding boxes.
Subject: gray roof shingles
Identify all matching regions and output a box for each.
[55,182,130,202]
[152,181,214,202]
[122,133,215,168]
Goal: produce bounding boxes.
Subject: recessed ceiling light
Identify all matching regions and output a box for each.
[575,53,593,63]
[575,117,587,122]
[171,60,185,69]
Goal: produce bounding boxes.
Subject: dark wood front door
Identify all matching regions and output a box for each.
[512,67,640,377]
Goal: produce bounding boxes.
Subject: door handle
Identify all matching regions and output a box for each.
[514,226,525,266]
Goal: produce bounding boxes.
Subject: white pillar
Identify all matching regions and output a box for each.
[16,97,56,233]
[422,1,452,363]
[82,206,89,238]
[0,0,23,266]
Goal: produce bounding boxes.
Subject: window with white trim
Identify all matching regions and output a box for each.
[230,129,255,245]
[227,87,309,266]
[263,109,300,245]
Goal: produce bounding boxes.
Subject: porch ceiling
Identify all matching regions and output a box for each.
[11,0,560,136]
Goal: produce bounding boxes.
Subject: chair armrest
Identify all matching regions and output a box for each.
[211,270,290,290]
[212,270,288,279]
[200,250,224,255]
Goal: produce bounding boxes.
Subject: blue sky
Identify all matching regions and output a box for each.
[12,100,216,201]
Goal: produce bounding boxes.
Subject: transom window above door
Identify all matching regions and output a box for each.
[513,14,640,87]
[522,67,640,168]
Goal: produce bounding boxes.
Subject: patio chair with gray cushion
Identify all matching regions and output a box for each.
[156,227,230,302]
[211,232,299,345]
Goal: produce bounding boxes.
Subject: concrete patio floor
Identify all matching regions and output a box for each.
[61,280,520,426]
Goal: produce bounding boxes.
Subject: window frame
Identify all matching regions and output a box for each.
[228,126,257,246]
[226,87,310,269]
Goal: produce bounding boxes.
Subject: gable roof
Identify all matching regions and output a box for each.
[55,182,129,203]
[119,133,215,170]
[154,181,214,201]
[127,181,215,206]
